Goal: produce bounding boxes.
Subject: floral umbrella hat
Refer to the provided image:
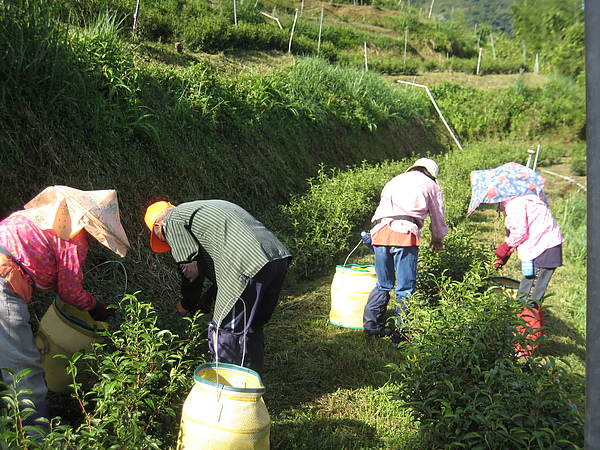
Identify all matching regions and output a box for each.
[15,185,130,257]
[467,162,546,216]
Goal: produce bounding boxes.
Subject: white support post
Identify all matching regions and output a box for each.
[396,80,463,150]
[288,9,299,53]
[318,5,324,54]
[403,26,408,65]
[133,0,141,36]
[260,11,283,30]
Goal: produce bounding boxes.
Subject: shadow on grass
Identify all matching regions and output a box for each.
[262,270,402,416]
[538,306,586,365]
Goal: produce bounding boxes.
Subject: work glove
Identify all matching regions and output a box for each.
[89,300,116,321]
[494,242,514,269]
[430,239,444,254]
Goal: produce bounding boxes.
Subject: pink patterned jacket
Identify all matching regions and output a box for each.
[0,214,97,309]
[502,193,564,261]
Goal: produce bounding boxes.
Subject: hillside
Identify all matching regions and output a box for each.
[409,0,515,32]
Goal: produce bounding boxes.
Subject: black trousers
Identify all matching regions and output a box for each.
[208,257,290,376]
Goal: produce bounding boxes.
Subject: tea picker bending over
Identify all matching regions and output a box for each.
[0,186,129,432]
[145,199,292,376]
[468,162,564,306]
[363,158,448,347]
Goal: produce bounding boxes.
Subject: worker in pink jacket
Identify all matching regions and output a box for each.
[363,158,448,347]
[494,192,564,303]
[0,186,128,433]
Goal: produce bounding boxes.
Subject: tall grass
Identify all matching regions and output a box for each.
[0,0,82,108]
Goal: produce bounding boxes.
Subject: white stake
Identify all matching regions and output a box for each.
[396,80,463,150]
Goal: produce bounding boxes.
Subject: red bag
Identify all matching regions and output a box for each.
[515,303,545,358]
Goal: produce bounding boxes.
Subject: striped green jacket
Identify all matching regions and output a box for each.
[163,200,291,325]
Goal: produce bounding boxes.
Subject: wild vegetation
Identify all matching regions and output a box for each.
[0,0,586,448]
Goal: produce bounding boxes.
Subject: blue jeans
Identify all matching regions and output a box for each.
[363,245,419,334]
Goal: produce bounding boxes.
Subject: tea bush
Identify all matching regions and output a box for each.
[569,141,586,176]
[389,274,585,448]
[0,293,207,449]
[429,78,584,141]
[280,162,398,279]
[416,229,492,305]
[478,57,529,75]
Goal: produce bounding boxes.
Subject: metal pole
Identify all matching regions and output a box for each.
[396,80,463,150]
[587,1,600,448]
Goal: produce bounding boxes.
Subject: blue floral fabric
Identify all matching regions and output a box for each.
[468,162,546,216]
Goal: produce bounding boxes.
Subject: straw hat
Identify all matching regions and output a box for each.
[16,186,130,257]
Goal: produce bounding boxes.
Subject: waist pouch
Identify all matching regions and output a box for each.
[372,215,421,228]
[0,249,33,303]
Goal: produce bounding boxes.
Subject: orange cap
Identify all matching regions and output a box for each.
[144,201,174,253]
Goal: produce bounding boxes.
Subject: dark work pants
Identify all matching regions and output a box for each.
[208,257,290,376]
[517,267,555,305]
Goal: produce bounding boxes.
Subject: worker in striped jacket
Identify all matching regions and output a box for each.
[145,199,292,376]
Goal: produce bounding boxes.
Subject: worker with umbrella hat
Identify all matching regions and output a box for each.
[469,162,564,303]
[469,162,564,356]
